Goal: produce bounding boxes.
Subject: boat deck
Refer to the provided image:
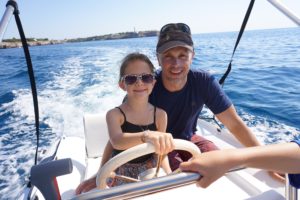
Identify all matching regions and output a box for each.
[53,115,285,200]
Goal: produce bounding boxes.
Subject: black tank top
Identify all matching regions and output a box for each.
[111,106,157,163]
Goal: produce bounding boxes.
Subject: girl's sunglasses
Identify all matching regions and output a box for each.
[122,74,155,85]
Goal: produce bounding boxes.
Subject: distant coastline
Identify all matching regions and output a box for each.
[0,30,158,49]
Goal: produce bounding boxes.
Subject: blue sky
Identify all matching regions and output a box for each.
[1,0,300,40]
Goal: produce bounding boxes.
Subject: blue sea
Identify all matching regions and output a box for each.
[0,28,300,199]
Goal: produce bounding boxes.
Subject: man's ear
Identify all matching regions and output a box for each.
[119,81,126,91]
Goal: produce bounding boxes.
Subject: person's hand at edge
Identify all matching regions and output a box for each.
[75,176,97,195]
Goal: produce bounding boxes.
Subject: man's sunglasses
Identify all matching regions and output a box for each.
[122,74,155,85]
[160,23,191,35]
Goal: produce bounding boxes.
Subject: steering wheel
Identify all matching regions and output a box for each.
[96,139,201,189]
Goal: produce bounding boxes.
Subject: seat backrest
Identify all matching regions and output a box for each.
[83,113,109,158]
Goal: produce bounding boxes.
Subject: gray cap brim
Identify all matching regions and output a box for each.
[156,41,193,54]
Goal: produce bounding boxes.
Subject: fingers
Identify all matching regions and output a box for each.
[179,161,192,171]
[75,182,87,195]
[166,133,175,152]
[196,177,212,188]
[180,161,211,188]
[75,177,97,195]
[158,135,166,154]
[161,132,174,154]
[152,137,161,155]
[179,160,198,172]
[75,184,82,195]
[148,132,174,155]
[82,184,95,194]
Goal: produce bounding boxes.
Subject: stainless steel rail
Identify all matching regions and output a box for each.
[0,0,16,42]
[285,174,298,200]
[267,0,300,26]
[73,172,201,200]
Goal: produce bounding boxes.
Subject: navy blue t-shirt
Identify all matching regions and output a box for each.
[149,69,232,140]
[288,139,300,188]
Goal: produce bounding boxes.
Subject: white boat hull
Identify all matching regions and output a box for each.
[24,114,285,200]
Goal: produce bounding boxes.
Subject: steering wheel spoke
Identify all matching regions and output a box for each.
[113,173,140,183]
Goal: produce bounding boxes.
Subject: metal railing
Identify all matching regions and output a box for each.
[73,172,201,200]
[286,174,298,200]
[267,0,300,26]
[0,0,16,42]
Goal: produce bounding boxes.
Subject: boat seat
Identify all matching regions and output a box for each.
[56,114,109,199]
[56,136,86,199]
[83,113,109,158]
[83,113,109,180]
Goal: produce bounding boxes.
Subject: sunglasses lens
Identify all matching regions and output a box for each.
[124,75,137,85]
[123,74,154,85]
[178,23,190,33]
[160,23,190,34]
[141,74,154,83]
[161,26,171,34]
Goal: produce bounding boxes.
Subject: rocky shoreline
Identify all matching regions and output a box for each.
[0,40,65,49]
[0,30,158,49]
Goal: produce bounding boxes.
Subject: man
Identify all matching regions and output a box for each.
[149,23,261,171]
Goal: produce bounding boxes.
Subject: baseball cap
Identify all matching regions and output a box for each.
[156,23,194,54]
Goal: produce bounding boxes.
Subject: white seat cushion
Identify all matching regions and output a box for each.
[56,137,86,199]
[83,113,110,158]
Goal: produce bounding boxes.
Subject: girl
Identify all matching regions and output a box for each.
[76,53,174,194]
[105,52,174,186]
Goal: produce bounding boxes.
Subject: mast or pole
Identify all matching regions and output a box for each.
[267,0,300,26]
